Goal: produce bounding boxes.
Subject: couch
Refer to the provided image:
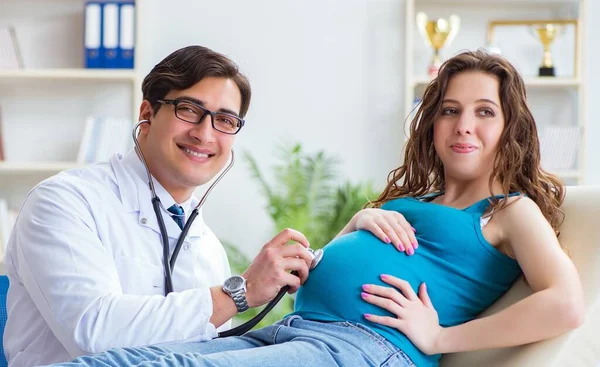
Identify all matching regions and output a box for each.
[440,185,600,366]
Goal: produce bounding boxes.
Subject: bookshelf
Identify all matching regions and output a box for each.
[0,68,137,81]
[403,0,587,185]
[0,162,83,174]
[411,76,582,88]
[0,0,142,212]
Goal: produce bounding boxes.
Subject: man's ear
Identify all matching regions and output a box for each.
[138,99,154,123]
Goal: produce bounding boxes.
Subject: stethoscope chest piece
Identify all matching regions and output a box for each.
[308,248,324,270]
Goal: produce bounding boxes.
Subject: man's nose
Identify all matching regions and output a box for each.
[190,114,216,142]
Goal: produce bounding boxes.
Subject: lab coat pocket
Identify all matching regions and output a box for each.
[113,255,164,295]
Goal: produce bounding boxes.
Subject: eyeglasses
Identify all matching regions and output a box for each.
[156,99,245,135]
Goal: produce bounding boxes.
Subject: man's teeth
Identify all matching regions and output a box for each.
[183,147,209,158]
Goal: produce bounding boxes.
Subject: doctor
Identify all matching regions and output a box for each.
[3,45,316,367]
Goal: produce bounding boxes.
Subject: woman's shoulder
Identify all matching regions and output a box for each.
[494,195,546,229]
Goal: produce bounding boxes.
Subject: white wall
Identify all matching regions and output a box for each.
[139,0,407,256]
[584,0,600,184]
[137,0,599,257]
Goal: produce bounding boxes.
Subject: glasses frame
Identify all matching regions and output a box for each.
[156,99,245,135]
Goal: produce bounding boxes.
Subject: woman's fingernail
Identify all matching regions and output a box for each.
[361,292,369,298]
[413,242,418,249]
[381,274,389,280]
[399,244,405,251]
[412,227,417,232]
[384,237,391,243]
[364,313,372,319]
[362,284,370,290]
[408,248,414,255]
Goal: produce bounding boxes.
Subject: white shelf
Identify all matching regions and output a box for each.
[554,170,582,179]
[523,77,581,87]
[0,162,82,174]
[0,68,137,82]
[411,76,581,88]
[419,0,576,4]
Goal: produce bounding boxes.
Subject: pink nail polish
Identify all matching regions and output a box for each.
[364,313,372,319]
[413,242,418,249]
[412,227,417,232]
[384,237,391,243]
[408,248,414,255]
[399,244,405,251]
[381,274,389,280]
[362,284,370,290]
[361,292,369,298]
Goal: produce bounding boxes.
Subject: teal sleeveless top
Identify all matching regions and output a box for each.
[292,194,522,367]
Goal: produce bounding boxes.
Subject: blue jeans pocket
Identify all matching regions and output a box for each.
[330,321,416,367]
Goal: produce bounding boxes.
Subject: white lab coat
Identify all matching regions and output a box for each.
[3,150,231,367]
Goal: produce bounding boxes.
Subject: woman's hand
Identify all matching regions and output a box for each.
[351,208,418,255]
[361,274,444,355]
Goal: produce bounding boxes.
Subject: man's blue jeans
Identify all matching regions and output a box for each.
[53,316,416,367]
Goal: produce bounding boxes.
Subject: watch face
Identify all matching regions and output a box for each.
[225,276,245,292]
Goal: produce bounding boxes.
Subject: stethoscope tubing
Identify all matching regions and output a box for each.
[132,120,234,294]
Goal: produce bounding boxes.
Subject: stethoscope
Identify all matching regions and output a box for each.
[132,120,323,337]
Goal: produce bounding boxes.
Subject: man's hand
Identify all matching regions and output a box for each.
[242,228,313,308]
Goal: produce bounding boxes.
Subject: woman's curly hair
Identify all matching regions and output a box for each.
[369,50,565,241]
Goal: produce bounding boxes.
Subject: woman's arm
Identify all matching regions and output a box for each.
[362,197,584,355]
[433,197,584,353]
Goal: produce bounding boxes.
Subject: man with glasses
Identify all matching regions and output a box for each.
[4,45,313,367]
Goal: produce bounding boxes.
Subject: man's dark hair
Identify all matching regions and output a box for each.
[142,45,251,117]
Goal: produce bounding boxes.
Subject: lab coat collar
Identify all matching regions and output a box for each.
[111,150,205,239]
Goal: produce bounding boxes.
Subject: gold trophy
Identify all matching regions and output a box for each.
[416,12,460,78]
[530,23,563,77]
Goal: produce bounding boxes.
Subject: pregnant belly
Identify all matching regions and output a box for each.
[295,230,420,323]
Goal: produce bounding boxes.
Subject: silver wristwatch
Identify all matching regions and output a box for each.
[222,275,249,313]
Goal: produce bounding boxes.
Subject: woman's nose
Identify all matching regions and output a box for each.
[455,113,475,135]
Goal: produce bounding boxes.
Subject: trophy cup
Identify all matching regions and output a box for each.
[531,23,563,77]
[416,12,460,78]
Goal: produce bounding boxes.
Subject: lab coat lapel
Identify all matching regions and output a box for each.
[111,151,182,240]
[112,150,205,240]
[185,205,206,238]
[137,190,183,240]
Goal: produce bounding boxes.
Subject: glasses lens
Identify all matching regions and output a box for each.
[175,101,204,123]
[214,113,242,134]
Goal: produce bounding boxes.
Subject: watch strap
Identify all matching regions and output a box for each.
[229,289,249,313]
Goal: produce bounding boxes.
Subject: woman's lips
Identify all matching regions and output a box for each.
[451,144,477,154]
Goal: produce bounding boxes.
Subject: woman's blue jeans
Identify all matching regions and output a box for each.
[52,316,416,367]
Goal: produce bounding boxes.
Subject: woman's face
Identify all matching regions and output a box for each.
[433,71,505,182]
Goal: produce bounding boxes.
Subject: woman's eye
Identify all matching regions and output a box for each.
[478,108,495,117]
[442,107,458,115]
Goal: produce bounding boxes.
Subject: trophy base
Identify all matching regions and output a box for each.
[539,66,556,77]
